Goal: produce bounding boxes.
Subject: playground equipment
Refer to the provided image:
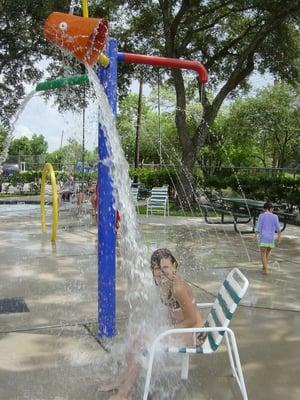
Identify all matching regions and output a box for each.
[36,75,89,91]
[40,163,58,242]
[44,12,108,66]
[41,0,208,338]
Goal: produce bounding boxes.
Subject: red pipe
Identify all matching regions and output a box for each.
[119,52,208,83]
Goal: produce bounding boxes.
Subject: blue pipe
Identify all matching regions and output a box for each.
[97,38,118,337]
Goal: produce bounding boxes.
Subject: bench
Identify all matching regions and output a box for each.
[201,204,252,225]
[273,210,297,231]
[202,202,297,234]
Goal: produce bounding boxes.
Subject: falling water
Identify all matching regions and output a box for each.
[86,66,177,398]
[203,124,252,262]
[0,90,36,173]
[86,66,168,338]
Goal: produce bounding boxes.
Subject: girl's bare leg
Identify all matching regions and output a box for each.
[112,362,139,399]
[99,351,140,399]
[260,248,268,273]
[265,248,272,272]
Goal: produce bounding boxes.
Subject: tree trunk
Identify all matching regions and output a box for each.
[134,76,143,176]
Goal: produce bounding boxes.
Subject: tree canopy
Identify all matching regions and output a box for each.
[199,82,300,174]
[1,1,300,204]
[112,0,300,205]
[0,0,71,126]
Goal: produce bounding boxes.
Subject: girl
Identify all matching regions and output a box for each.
[150,248,203,346]
[256,202,281,274]
[101,249,203,399]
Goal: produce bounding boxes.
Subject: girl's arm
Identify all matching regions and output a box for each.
[173,282,200,328]
[275,215,281,242]
[256,214,262,233]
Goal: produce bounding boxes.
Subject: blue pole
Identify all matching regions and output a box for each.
[97,38,118,337]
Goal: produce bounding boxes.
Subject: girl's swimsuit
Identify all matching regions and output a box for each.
[163,288,207,346]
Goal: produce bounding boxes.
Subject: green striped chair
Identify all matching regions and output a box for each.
[143,268,249,400]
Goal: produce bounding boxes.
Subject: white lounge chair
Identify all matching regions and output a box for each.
[143,268,249,400]
[146,186,169,217]
[131,186,139,213]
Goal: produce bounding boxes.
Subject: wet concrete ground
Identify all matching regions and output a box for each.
[0,205,299,399]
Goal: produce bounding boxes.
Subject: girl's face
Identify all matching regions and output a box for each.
[152,257,176,286]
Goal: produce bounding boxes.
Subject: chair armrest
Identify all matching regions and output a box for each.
[196,302,213,308]
[149,326,232,350]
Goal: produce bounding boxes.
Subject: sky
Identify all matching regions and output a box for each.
[13,72,273,153]
[13,91,99,152]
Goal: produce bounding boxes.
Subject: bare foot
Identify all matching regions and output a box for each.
[108,394,131,400]
[262,268,268,275]
[98,382,118,392]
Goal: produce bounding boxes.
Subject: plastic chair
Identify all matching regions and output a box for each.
[131,186,139,213]
[146,186,169,217]
[143,268,249,400]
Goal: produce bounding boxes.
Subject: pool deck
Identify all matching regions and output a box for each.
[0,206,299,399]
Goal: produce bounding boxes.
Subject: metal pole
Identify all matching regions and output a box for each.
[157,71,162,166]
[82,86,86,174]
[97,38,118,337]
[134,75,143,170]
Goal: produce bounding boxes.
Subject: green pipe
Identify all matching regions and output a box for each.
[36,74,89,91]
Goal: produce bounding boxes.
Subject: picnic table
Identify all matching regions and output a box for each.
[203,197,296,234]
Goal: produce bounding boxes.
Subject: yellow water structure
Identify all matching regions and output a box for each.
[40,163,58,242]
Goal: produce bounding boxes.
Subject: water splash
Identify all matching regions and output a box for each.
[69,0,81,14]
[86,66,177,397]
[86,66,167,332]
[0,90,36,173]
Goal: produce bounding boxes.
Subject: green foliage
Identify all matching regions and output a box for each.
[129,167,176,189]
[0,0,70,126]
[0,126,8,154]
[103,1,300,211]
[200,82,300,172]
[117,90,179,165]
[200,174,300,208]
[8,134,48,157]
[46,138,97,171]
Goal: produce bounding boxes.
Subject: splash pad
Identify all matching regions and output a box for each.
[39,0,208,340]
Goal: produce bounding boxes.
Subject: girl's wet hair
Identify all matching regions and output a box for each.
[150,248,178,270]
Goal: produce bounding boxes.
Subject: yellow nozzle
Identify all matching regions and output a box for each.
[98,53,110,67]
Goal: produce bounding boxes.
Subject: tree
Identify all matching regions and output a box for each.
[30,133,48,156]
[249,83,300,168]
[8,137,32,160]
[46,138,98,171]
[117,89,179,165]
[7,133,48,169]
[46,148,65,170]
[199,83,300,172]
[105,0,300,207]
[0,127,8,156]
[0,0,71,127]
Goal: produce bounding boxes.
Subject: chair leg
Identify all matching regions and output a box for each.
[226,330,248,400]
[143,346,156,400]
[181,353,190,380]
[225,331,238,379]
